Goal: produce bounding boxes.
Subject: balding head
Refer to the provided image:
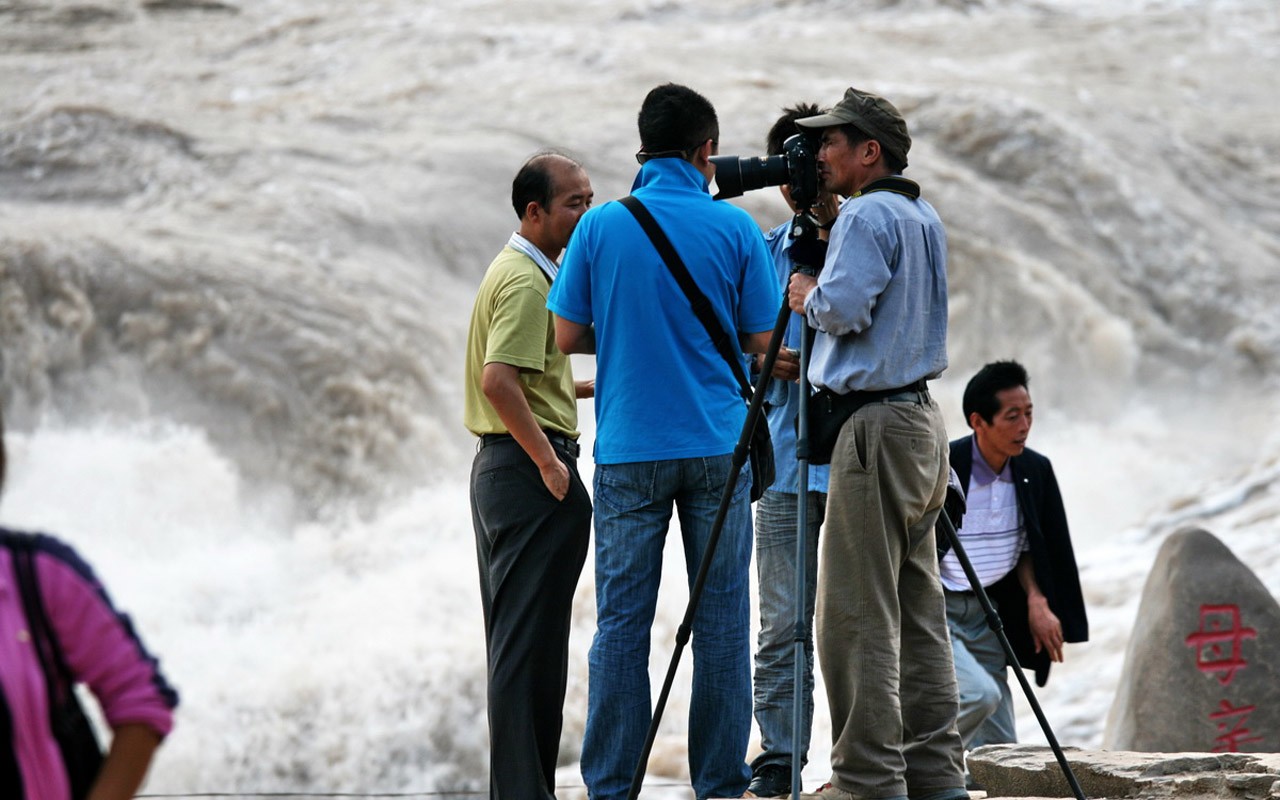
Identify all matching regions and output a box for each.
[512,151,584,221]
[512,151,593,260]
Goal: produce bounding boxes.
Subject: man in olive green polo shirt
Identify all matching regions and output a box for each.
[463,151,594,800]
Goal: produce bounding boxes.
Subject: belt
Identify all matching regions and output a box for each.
[832,379,930,411]
[478,430,581,459]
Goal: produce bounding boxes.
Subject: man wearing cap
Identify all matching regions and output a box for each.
[465,150,595,800]
[786,88,967,800]
[549,83,779,800]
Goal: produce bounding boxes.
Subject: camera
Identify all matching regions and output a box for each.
[710,132,821,210]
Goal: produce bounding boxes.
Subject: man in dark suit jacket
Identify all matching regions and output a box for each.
[940,360,1088,750]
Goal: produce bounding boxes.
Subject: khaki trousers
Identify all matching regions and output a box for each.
[817,396,965,799]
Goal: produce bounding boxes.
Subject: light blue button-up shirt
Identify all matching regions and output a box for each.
[804,188,948,393]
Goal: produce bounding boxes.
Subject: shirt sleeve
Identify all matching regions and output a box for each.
[546,213,594,325]
[738,224,783,334]
[37,546,178,737]
[486,279,550,373]
[805,212,894,336]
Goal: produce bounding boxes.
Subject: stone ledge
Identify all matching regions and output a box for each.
[968,744,1280,800]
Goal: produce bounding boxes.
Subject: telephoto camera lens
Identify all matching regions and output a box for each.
[710,154,790,200]
[709,133,819,206]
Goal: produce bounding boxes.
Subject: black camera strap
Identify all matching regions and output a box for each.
[619,195,754,401]
[851,175,920,200]
[7,533,76,704]
[5,530,105,799]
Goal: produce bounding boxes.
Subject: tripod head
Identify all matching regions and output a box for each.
[788,208,828,278]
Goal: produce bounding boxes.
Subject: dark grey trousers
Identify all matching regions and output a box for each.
[470,436,592,800]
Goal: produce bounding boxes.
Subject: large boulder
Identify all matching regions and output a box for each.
[967,744,1280,799]
[1103,528,1280,752]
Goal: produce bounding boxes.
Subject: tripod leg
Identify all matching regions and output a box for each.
[790,291,817,800]
[786,481,810,799]
[935,510,1087,800]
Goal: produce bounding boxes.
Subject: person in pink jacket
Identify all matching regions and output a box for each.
[0,408,178,800]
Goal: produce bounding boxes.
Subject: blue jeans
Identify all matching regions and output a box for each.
[945,590,1016,749]
[582,455,754,800]
[752,489,825,772]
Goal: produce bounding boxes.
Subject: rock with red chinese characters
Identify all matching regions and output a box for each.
[1104,527,1280,752]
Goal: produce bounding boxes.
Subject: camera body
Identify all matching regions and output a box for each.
[710,132,821,209]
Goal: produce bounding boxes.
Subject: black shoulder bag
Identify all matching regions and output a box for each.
[6,531,105,800]
[619,195,775,501]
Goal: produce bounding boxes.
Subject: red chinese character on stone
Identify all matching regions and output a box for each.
[1209,700,1265,752]
[1184,604,1257,686]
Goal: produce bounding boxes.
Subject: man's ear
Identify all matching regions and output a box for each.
[524,201,543,222]
[967,410,983,431]
[779,184,796,211]
[693,138,715,166]
[862,139,881,164]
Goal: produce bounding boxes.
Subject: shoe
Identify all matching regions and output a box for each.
[796,783,852,800]
[746,763,793,798]
[913,788,972,800]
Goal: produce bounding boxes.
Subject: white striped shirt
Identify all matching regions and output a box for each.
[940,442,1026,591]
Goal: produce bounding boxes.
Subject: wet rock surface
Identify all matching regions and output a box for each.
[969,744,1280,799]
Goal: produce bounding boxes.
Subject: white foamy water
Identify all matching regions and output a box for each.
[2,0,1279,796]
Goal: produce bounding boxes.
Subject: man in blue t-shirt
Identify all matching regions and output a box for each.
[549,83,780,800]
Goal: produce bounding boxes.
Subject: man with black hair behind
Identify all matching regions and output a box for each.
[549,83,779,800]
[942,360,1087,760]
[464,151,595,800]
[787,87,967,800]
[746,102,842,799]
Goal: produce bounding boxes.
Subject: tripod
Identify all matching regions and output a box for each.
[934,509,1087,800]
[783,211,825,800]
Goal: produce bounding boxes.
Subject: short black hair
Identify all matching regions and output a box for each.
[638,83,719,157]
[766,102,823,156]
[963,360,1030,426]
[511,151,580,220]
[836,122,907,175]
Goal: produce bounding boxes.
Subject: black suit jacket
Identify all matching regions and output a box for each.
[946,436,1089,686]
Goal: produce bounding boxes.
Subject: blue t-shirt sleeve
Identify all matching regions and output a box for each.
[738,222,782,334]
[546,214,593,325]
